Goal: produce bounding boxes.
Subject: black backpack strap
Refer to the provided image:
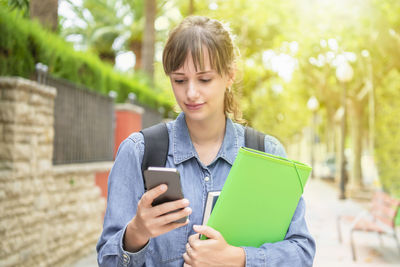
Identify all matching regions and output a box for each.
[139,123,263,190]
[245,126,265,152]
[140,123,169,188]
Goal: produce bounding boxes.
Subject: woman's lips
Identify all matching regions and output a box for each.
[185,103,204,110]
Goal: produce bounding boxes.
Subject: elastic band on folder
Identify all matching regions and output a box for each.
[291,161,304,193]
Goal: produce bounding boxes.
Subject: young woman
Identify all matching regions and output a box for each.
[97,16,315,267]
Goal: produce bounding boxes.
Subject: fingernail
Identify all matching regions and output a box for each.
[193,225,201,231]
[160,184,167,191]
[182,198,189,205]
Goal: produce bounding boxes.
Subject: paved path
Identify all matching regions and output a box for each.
[72,179,400,266]
[71,248,97,267]
[304,179,400,266]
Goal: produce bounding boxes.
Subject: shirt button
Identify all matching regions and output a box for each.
[204,176,210,182]
[122,254,129,264]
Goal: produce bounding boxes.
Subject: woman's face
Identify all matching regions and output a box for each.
[169,48,233,123]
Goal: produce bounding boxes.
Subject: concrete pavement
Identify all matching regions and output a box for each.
[71,248,97,267]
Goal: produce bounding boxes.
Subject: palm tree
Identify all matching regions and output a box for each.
[141,0,156,82]
[60,0,179,75]
[125,0,145,70]
[30,0,58,31]
[60,0,135,64]
[1,0,29,16]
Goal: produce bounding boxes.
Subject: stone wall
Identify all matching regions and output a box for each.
[0,77,112,266]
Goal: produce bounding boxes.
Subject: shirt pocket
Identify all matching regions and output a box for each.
[150,223,189,264]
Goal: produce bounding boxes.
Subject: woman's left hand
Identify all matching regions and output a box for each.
[183,225,245,267]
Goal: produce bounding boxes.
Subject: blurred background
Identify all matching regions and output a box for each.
[0,0,399,266]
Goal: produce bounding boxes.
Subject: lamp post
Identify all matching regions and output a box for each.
[307,96,319,179]
[336,61,354,199]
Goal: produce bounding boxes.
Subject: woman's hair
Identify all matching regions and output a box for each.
[162,16,244,123]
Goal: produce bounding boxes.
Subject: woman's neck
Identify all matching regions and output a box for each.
[186,114,226,145]
[185,114,226,165]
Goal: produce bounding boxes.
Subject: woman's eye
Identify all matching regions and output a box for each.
[174,79,185,84]
[200,79,211,83]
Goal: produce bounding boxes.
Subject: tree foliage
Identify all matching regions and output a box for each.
[183,0,400,196]
[4,0,400,195]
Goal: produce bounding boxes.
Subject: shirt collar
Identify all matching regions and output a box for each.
[172,113,239,166]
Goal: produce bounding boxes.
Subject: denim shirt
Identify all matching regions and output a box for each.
[96,113,316,267]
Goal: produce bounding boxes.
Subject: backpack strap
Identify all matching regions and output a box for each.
[245,126,265,152]
[139,123,264,190]
[140,123,169,190]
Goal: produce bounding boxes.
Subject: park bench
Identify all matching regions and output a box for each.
[337,191,400,261]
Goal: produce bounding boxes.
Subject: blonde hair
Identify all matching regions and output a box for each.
[162,16,244,123]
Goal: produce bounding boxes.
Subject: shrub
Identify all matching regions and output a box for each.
[0,8,173,112]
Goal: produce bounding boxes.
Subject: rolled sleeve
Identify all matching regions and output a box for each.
[118,223,151,267]
[242,246,266,266]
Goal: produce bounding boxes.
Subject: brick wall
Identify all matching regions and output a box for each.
[114,103,144,157]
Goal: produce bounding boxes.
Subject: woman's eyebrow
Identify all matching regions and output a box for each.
[170,72,185,75]
[171,70,215,75]
[196,70,214,75]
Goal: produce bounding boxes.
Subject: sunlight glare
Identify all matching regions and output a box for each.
[155,16,170,31]
[115,51,135,72]
[263,50,297,82]
[209,2,218,10]
[327,39,338,51]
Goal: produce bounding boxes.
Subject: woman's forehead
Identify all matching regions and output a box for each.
[174,49,213,73]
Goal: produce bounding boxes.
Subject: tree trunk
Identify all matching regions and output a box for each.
[130,40,142,70]
[326,106,335,154]
[142,0,156,83]
[348,97,364,192]
[334,118,342,185]
[189,0,195,15]
[30,0,58,32]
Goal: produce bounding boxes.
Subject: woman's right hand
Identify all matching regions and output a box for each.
[123,184,192,252]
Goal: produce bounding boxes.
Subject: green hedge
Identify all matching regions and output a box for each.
[0,9,173,111]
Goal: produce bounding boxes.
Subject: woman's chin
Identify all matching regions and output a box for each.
[184,111,206,122]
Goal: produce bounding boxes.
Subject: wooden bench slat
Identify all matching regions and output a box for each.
[353,218,385,233]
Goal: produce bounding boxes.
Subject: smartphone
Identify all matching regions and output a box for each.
[143,167,187,223]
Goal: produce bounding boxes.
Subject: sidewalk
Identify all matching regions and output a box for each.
[72,179,400,267]
[304,178,400,266]
[72,249,97,267]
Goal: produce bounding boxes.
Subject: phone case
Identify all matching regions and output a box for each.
[143,167,187,223]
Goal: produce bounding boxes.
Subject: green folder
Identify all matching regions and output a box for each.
[204,147,311,247]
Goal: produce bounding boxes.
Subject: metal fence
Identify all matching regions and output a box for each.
[45,75,114,165]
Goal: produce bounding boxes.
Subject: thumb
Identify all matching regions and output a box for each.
[141,184,167,207]
[193,225,221,240]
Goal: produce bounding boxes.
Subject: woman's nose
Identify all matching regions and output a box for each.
[186,80,199,100]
